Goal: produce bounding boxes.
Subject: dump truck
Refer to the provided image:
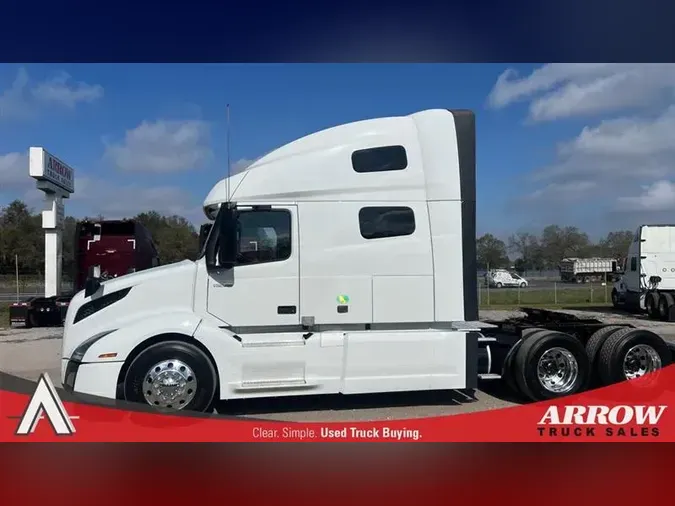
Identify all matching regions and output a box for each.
[559,257,621,284]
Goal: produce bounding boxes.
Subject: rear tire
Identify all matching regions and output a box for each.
[123,340,218,413]
[585,325,623,386]
[657,293,674,321]
[598,328,671,386]
[502,329,547,399]
[645,293,659,319]
[502,340,522,396]
[496,282,503,288]
[26,312,38,328]
[513,331,591,402]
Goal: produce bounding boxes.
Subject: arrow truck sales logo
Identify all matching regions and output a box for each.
[537,405,667,438]
[13,373,78,436]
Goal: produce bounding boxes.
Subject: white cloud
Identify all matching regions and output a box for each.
[533,105,675,184]
[617,181,675,212]
[104,119,212,173]
[0,151,29,187]
[522,180,597,202]
[488,64,675,122]
[32,71,104,108]
[0,151,46,212]
[0,68,33,120]
[71,177,204,226]
[490,64,675,229]
[231,158,255,174]
[0,67,103,120]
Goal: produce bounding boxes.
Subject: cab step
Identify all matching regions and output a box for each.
[478,373,501,380]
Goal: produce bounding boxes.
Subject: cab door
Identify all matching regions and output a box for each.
[206,205,307,392]
[206,205,300,327]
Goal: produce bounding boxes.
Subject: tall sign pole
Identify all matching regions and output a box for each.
[28,147,75,298]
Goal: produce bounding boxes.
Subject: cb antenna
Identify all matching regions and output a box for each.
[226,103,231,203]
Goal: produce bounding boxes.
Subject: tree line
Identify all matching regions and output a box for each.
[1,199,634,277]
[0,200,200,277]
[477,225,634,273]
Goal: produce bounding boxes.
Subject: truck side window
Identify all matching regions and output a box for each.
[235,210,291,265]
[352,145,408,173]
[630,257,637,272]
[359,206,415,239]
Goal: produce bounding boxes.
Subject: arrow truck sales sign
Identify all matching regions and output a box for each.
[29,147,75,194]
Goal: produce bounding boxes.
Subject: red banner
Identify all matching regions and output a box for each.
[2,365,675,442]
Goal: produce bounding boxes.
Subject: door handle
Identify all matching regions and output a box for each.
[277,305,297,315]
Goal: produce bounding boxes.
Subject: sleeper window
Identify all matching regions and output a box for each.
[359,206,415,239]
[352,146,408,173]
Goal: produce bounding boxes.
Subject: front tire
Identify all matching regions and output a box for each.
[123,340,218,413]
[611,289,620,308]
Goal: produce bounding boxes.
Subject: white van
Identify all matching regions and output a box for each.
[485,269,528,288]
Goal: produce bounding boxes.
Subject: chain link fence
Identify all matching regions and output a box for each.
[478,281,613,307]
[0,275,74,301]
[2,274,613,307]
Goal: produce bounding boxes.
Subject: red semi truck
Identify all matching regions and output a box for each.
[8,219,159,328]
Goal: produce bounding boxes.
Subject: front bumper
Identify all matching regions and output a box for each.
[61,358,124,400]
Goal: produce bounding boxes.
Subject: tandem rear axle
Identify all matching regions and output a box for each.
[477,307,673,403]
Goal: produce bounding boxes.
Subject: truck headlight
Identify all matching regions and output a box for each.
[70,329,117,362]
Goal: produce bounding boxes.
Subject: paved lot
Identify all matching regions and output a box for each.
[2,308,674,422]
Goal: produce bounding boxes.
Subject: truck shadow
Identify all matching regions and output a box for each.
[216,388,484,416]
[561,305,652,321]
[215,382,526,417]
[477,380,527,404]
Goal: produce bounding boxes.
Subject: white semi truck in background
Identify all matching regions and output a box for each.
[612,225,675,321]
[58,109,673,414]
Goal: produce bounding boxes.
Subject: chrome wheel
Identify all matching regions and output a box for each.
[143,359,197,409]
[623,345,662,380]
[537,347,579,394]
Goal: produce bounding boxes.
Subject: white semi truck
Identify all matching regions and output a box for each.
[60,109,673,413]
[612,225,675,321]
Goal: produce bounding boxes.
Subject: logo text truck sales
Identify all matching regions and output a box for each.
[537,405,667,438]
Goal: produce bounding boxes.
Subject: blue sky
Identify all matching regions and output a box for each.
[1,63,674,239]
